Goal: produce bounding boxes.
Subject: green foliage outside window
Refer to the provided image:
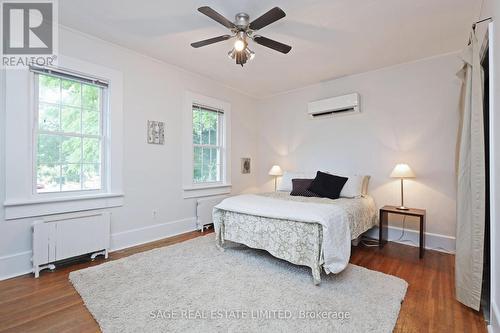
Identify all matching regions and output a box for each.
[36,74,103,192]
[192,107,221,183]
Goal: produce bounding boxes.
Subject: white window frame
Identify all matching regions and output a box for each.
[183,92,231,198]
[3,55,124,220]
[32,70,108,196]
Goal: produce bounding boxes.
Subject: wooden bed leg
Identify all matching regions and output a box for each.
[312,266,321,285]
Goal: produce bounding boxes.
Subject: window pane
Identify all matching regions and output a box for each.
[38,134,60,164]
[201,123,209,144]
[192,108,202,144]
[83,138,100,163]
[36,163,60,193]
[202,147,210,180]
[193,146,202,183]
[39,75,60,104]
[209,114,218,145]
[193,107,219,146]
[201,111,218,145]
[83,164,101,189]
[61,137,82,163]
[203,148,219,182]
[61,164,81,191]
[210,147,220,181]
[209,128,217,145]
[82,109,99,135]
[38,103,60,131]
[193,147,219,183]
[82,84,100,110]
[61,106,81,133]
[61,80,81,107]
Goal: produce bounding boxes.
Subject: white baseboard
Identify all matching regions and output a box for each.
[0,217,197,281]
[489,301,500,333]
[0,250,33,281]
[364,226,456,254]
[110,217,197,252]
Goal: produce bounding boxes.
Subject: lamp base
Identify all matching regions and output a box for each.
[396,206,410,210]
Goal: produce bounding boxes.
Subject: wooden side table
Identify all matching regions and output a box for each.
[379,205,426,258]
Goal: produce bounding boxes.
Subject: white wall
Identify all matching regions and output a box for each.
[0,26,259,279]
[256,53,463,244]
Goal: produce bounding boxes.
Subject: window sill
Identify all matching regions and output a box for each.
[4,193,124,220]
[183,184,231,199]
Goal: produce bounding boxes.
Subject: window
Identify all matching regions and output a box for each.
[182,92,231,198]
[192,104,223,184]
[3,57,123,220]
[34,69,108,193]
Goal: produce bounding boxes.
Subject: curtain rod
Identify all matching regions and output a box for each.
[472,17,492,30]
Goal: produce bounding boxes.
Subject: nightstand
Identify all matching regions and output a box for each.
[379,205,426,258]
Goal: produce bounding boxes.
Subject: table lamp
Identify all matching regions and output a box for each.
[390,163,415,210]
[268,165,283,191]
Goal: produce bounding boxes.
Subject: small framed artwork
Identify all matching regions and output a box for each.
[147,120,165,145]
[241,158,251,174]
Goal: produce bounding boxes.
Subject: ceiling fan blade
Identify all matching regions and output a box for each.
[249,7,286,30]
[198,6,236,29]
[253,35,292,54]
[191,35,232,48]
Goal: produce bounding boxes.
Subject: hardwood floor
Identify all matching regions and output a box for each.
[350,242,487,332]
[0,230,486,333]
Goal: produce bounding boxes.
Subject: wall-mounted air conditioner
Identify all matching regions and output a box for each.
[307,93,360,119]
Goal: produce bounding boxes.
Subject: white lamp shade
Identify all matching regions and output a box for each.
[390,163,415,178]
[268,165,283,176]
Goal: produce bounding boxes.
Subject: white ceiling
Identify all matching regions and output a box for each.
[59,0,481,98]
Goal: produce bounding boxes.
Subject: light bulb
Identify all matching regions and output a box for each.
[234,39,245,52]
[245,48,255,61]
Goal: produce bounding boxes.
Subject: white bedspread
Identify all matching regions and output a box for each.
[215,194,376,274]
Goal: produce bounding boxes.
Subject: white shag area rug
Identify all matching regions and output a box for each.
[70,234,407,333]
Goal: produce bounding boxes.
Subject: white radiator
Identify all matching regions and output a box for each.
[196,195,228,231]
[32,211,110,277]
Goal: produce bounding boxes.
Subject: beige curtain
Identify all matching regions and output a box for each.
[455,30,486,311]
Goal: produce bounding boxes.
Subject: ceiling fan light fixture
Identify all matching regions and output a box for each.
[234,38,246,52]
[245,48,255,61]
[191,6,291,66]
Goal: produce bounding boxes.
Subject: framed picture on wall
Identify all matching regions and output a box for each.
[147,120,165,144]
[241,158,251,174]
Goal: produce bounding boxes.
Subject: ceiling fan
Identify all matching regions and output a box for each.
[190,6,292,66]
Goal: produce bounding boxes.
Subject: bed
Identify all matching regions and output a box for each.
[213,191,378,285]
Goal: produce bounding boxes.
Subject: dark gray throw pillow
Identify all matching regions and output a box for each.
[308,171,348,199]
[290,178,321,197]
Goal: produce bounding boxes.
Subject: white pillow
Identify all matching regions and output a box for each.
[340,175,364,198]
[338,174,371,198]
[361,175,371,196]
[277,171,316,192]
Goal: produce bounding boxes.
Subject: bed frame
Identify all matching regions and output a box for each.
[213,209,324,285]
